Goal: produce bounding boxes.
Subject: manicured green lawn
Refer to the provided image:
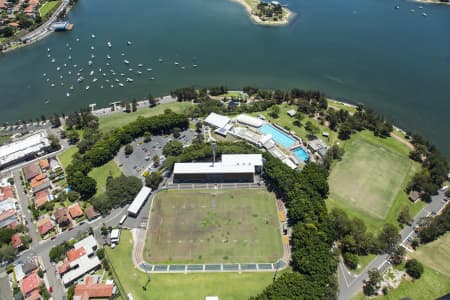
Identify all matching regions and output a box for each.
[87,160,122,197]
[411,232,450,278]
[107,230,278,300]
[0,135,10,146]
[145,189,283,264]
[98,102,192,132]
[327,99,357,114]
[327,131,415,232]
[354,254,376,274]
[58,146,78,170]
[39,0,60,17]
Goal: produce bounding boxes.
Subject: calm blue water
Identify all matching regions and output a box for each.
[293,147,310,162]
[259,124,296,148]
[0,0,449,156]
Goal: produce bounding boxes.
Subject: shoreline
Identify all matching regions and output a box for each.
[229,0,295,26]
[410,0,450,5]
[0,0,72,54]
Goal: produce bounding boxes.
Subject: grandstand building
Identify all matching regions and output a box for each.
[172,154,263,183]
[0,131,50,170]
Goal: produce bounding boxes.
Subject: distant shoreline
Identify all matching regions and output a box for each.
[411,0,450,5]
[229,0,295,26]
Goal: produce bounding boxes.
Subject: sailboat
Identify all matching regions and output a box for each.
[107,41,112,48]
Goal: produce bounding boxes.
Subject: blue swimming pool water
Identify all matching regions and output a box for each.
[293,147,310,162]
[259,124,296,148]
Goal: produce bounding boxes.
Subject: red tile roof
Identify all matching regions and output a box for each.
[39,159,50,170]
[37,219,54,235]
[0,0,6,9]
[31,175,48,189]
[58,262,70,274]
[23,164,41,181]
[25,290,41,300]
[21,272,41,296]
[67,246,86,262]
[34,190,49,209]
[84,207,99,220]
[74,276,114,300]
[68,203,83,219]
[11,233,22,249]
[0,186,13,201]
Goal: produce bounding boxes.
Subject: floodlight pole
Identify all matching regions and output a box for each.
[212,142,217,167]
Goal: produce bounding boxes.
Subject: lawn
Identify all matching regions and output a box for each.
[327,131,415,232]
[0,135,10,146]
[145,189,283,264]
[87,160,122,197]
[39,0,60,17]
[411,232,450,278]
[250,104,339,145]
[98,102,192,132]
[107,230,278,300]
[58,146,78,170]
[354,254,376,274]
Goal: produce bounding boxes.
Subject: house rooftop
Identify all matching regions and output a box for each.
[84,207,99,220]
[11,233,22,249]
[67,247,86,262]
[74,275,114,300]
[37,218,54,235]
[69,203,84,218]
[23,164,41,181]
[21,272,41,296]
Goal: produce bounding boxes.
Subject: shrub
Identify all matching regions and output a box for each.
[405,259,424,279]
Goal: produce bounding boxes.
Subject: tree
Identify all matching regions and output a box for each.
[173,127,181,139]
[405,259,424,279]
[145,172,162,190]
[0,26,13,38]
[131,99,138,112]
[377,223,400,253]
[105,176,142,208]
[363,268,382,296]
[0,244,16,262]
[152,154,160,167]
[270,105,280,118]
[163,140,183,156]
[67,191,80,202]
[67,172,97,200]
[124,144,133,156]
[343,252,358,270]
[148,93,156,107]
[49,244,66,262]
[66,130,80,145]
[398,206,412,226]
[390,246,405,266]
[338,123,352,140]
[143,131,152,143]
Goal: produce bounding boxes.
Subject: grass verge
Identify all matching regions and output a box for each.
[87,160,122,197]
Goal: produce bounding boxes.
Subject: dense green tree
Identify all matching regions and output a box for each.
[377,224,400,253]
[397,206,412,226]
[405,259,424,279]
[67,172,96,200]
[173,127,181,138]
[163,140,183,156]
[145,172,162,190]
[66,130,80,145]
[343,252,358,270]
[105,175,142,207]
[124,144,133,156]
[390,246,405,266]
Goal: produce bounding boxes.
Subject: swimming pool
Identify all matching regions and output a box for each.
[293,147,310,162]
[259,124,296,148]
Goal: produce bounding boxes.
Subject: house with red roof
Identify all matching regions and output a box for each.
[23,164,41,181]
[39,159,49,171]
[0,186,13,201]
[74,275,115,300]
[11,233,23,249]
[0,209,17,228]
[34,190,49,209]
[37,218,54,236]
[20,272,41,298]
[67,247,86,262]
[69,203,84,219]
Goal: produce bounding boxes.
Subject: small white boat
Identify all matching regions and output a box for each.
[119,83,124,87]
[44,100,49,104]
[79,68,84,72]
[99,68,102,72]
[66,93,70,97]
[138,64,143,67]
[46,78,50,82]
[93,78,98,82]
[51,83,55,87]
[110,84,114,88]
[63,63,67,67]
[106,79,110,82]
[146,68,152,71]
[107,54,111,59]
[106,62,110,66]
[77,77,84,82]
[91,34,96,39]
[76,38,80,42]
[91,54,95,59]
[137,71,142,75]
[124,60,130,64]
[115,78,120,82]
[89,70,94,76]
[56,67,61,71]
[91,46,95,50]
[68,71,72,75]
[158,58,163,62]
[51,58,55,63]
[74,64,78,68]
[126,78,134,82]
[127,41,132,45]
[43,73,46,77]
[69,47,72,51]
[68,55,72,60]
[77,72,81,76]
[120,73,125,76]
[150,77,155,80]
[174,61,179,65]
[419,5,423,9]
[181,66,185,70]
[192,64,198,67]
[410,9,415,12]
[60,82,64,86]
[100,85,104,89]
[103,73,107,76]
[66,43,69,47]
[422,12,427,16]
[47,54,51,58]
[128,68,133,71]
[47,48,51,52]
[121,53,125,56]
[60,75,63,79]
[112,72,116,75]
[85,85,90,90]
[88,60,93,66]
[107,41,112,48]
[70,85,74,90]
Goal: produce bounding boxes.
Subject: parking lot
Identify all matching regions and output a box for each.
[114,128,196,179]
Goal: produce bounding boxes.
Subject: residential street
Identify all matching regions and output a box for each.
[338,190,448,300]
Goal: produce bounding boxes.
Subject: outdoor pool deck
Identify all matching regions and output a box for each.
[292,146,310,162]
[259,124,296,148]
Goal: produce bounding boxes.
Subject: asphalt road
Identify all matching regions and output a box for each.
[338,190,448,300]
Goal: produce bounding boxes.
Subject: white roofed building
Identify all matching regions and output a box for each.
[128,186,152,217]
[235,114,263,128]
[204,113,231,129]
[0,130,50,169]
[173,154,262,183]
